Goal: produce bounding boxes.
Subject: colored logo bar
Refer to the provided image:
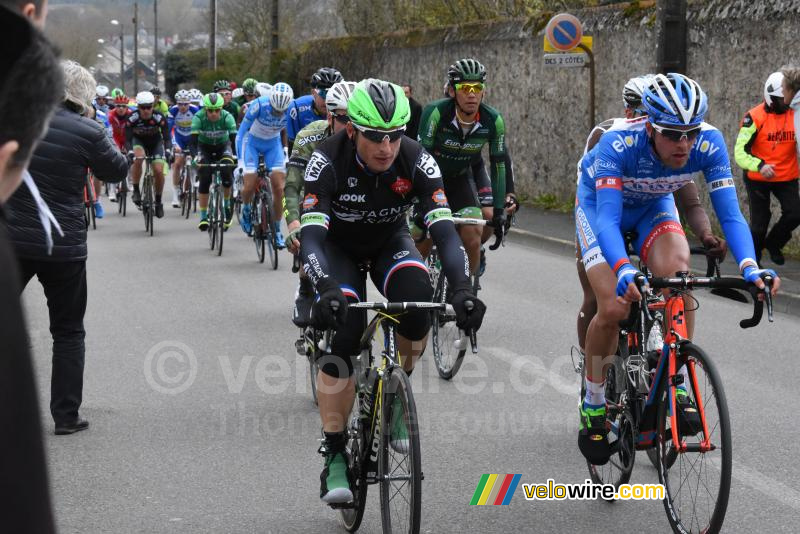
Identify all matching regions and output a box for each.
[470,474,522,505]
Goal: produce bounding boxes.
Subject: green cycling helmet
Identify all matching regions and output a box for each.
[347,79,409,129]
[242,78,258,95]
[203,92,224,110]
[110,87,124,99]
[447,58,486,84]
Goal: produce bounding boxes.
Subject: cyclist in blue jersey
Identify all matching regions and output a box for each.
[237,81,294,245]
[168,90,199,208]
[576,73,781,465]
[285,67,342,152]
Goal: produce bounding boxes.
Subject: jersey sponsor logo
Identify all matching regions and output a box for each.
[304,152,328,182]
[697,139,720,156]
[297,132,325,147]
[595,177,622,190]
[423,207,453,227]
[338,193,366,202]
[611,133,632,153]
[593,159,619,171]
[390,177,413,196]
[708,177,735,192]
[300,212,329,229]
[650,211,675,225]
[302,194,319,210]
[347,176,358,188]
[417,151,442,179]
[742,114,753,128]
[431,188,448,206]
[443,138,483,151]
[393,250,410,260]
[575,206,596,249]
[289,107,298,120]
[581,246,604,271]
[331,205,408,225]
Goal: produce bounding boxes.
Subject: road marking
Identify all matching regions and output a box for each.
[708,458,800,511]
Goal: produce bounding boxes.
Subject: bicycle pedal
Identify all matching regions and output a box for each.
[294,339,305,355]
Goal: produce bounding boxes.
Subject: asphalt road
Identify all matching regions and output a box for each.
[21,202,800,533]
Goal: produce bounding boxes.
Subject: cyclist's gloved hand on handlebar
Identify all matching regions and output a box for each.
[616,265,645,302]
[311,276,349,330]
[491,208,506,240]
[743,265,780,296]
[700,233,728,261]
[450,287,486,332]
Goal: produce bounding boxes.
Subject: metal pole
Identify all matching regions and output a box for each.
[271,0,279,54]
[578,43,595,131]
[120,24,125,93]
[209,0,217,70]
[133,2,139,94]
[154,0,158,88]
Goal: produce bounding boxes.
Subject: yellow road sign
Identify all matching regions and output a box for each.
[543,36,592,54]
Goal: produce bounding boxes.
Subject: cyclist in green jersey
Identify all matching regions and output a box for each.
[213,80,241,127]
[284,81,357,326]
[235,78,259,112]
[189,93,238,230]
[414,58,507,275]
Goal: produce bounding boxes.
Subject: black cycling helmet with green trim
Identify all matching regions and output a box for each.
[242,78,258,95]
[447,58,486,85]
[347,79,410,130]
[311,67,343,90]
[203,93,224,110]
[213,79,231,92]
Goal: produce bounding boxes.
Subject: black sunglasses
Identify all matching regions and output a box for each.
[138,105,153,110]
[355,125,405,143]
[333,114,350,124]
[652,123,701,142]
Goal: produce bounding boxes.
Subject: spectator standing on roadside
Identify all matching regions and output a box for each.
[0,5,62,533]
[403,84,423,141]
[5,59,127,436]
[735,71,800,265]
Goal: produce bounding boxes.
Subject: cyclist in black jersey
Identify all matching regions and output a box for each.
[125,91,172,217]
[300,79,486,504]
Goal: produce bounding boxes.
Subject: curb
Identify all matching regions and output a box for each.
[507,227,800,320]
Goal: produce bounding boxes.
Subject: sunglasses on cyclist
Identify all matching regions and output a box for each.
[218,91,232,97]
[651,123,702,142]
[333,113,350,124]
[177,102,189,106]
[115,104,128,109]
[316,88,328,99]
[138,104,153,110]
[353,123,405,143]
[455,82,485,94]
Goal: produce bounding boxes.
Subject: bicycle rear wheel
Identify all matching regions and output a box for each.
[252,197,265,263]
[655,343,731,534]
[584,351,635,493]
[430,266,466,380]
[215,186,224,256]
[379,367,421,534]
[339,382,369,531]
[263,195,278,270]
[90,201,96,230]
[208,189,217,250]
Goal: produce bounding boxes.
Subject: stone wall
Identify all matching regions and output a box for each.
[293,0,800,240]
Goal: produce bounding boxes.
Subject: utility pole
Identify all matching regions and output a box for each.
[154,0,159,88]
[133,2,139,94]
[656,0,688,74]
[271,0,279,55]
[209,0,217,70]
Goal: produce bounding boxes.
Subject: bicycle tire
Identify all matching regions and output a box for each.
[655,343,731,534]
[379,367,421,534]
[263,195,278,270]
[90,202,96,230]
[339,376,369,531]
[583,351,635,493]
[121,190,127,216]
[208,187,217,250]
[308,329,320,406]
[431,271,466,380]
[251,196,265,263]
[215,186,224,256]
[84,204,90,229]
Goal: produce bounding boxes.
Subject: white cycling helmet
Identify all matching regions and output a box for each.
[764,71,784,108]
[232,87,244,99]
[325,81,357,113]
[135,91,155,106]
[256,82,272,97]
[96,85,109,98]
[622,74,652,110]
[269,82,293,112]
[175,89,190,103]
[189,88,203,104]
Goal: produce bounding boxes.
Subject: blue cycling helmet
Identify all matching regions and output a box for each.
[642,73,707,126]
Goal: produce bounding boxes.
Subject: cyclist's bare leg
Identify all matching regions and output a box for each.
[641,231,694,337]
[172,152,184,192]
[414,236,433,260]
[92,177,102,202]
[153,161,165,195]
[242,171,257,204]
[584,263,631,383]
[459,224,482,275]
[198,194,209,211]
[318,374,356,433]
[576,244,597,352]
[131,147,145,185]
[397,334,428,374]
[268,169,285,222]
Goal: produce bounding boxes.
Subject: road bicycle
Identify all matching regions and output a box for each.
[83,173,97,230]
[197,161,235,256]
[251,157,279,269]
[575,247,774,533]
[134,156,157,236]
[179,157,196,220]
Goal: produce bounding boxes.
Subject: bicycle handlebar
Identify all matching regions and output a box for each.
[194,163,237,168]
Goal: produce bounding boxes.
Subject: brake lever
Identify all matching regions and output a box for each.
[634,273,652,323]
[763,275,774,323]
[292,254,300,274]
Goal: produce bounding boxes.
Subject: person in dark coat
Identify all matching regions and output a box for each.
[5,59,128,435]
[402,84,423,141]
[0,5,62,533]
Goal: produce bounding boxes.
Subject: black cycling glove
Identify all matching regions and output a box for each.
[450,288,486,332]
[311,277,349,329]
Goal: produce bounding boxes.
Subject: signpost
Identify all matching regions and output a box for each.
[543,13,595,131]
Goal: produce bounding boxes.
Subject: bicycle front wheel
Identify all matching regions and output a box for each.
[431,272,466,380]
[339,380,369,532]
[263,196,278,270]
[656,343,731,534]
[379,368,421,534]
[252,197,265,263]
[215,187,224,256]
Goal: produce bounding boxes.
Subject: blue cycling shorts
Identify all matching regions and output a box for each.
[174,133,191,151]
[575,184,685,271]
[243,134,285,173]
